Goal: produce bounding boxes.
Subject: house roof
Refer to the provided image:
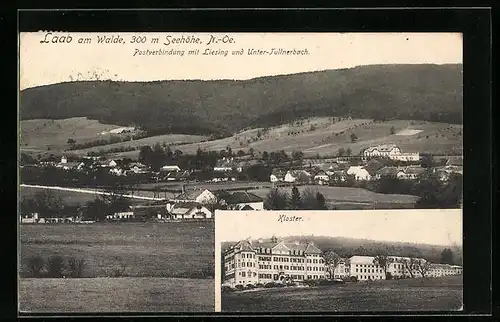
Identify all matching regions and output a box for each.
[174,188,210,200]
[160,165,181,171]
[364,144,399,153]
[271,169,286,177]
[170,202,204,215]
[231,239,323,254]
[57,162,81,168]
[240,204,255,210]
[225,191,263,204]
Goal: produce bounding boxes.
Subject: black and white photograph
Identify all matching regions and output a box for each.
[215,209,463,312]
[18,31,463,313]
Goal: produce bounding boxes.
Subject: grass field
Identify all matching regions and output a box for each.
[20,117,129,154]
[19,277,214,312]
[20,185,172,203]
[221,275,463,312]
[19,222,214,278]
[20,117,207,158]
[104,118,462,160]
[22,117,462,160]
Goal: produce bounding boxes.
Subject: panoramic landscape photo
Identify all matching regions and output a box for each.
[19,32,462,313]
[216,210,463,312]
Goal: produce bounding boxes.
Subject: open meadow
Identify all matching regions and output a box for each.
[248,185,419,209]
[20,117,207,158]
[19,277,214,312]
[221,275,463,312]
[19,222,214,278]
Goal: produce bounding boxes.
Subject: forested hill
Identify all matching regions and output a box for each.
[221,235,463,266]
[20,64,463,136]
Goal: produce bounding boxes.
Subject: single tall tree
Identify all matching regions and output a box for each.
[323,251,342,279]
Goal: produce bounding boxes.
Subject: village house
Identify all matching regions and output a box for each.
[106,211,135,220]
[162,170,191,182]
[374,166,405,180]
[56,156,85,171]
[270,169,286,183]
[284,170,312,184]
[400,166,426,180]
[219,191,264,210]
[160,165,181,172]
[330,170,348,184]
[363,144,401,159]
[127,162,150,174]
[210,172,236,183]
[313,170,330,185]
[169,202,212,219]
[172,188,217,204]
[214,157,240,172]
[347,166,372,181]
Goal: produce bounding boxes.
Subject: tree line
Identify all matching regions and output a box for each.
[264,186,328,210]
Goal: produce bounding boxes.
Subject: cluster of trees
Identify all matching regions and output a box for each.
[361,170,462,209]
[24,255,86,278]
[20,187,132,222]
[264,186,328,210]
[139,144,219,171]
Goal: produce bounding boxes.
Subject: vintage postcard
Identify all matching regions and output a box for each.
[19,32,462,313]
[215,209,463,312]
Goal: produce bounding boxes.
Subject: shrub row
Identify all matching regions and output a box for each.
[23,255,86,278]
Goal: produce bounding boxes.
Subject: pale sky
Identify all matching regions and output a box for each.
[19,32,462,90]
[215,209,463,247]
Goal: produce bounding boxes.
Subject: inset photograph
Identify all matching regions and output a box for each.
[215,209,462,312]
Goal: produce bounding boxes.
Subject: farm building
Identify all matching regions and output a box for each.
[169,202,212,219]
[219,191,264,210]
[347,166,372,181]
[172,188,217,204]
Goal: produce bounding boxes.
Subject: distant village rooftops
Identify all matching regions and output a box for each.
[364,144,399,153]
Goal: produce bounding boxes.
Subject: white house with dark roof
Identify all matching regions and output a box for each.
[172,188,217,204]
[221,191,264,210]
[169,202,212,219]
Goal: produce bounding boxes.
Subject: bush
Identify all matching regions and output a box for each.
[26,256,45,278]
[245,284,256,289]
[68,257,86,278]
[47,255,66,278]
[264,282,279,288]
[234,284,245,291]
[255,283,264,288]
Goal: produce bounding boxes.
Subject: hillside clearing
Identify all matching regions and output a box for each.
[19,222,214,278]
[104,119,462,160]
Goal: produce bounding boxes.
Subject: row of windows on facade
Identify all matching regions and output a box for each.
[258,264,326,271]
[355,268,384,274]
[257,256,324,264]
[236,275,324,284]
[355,275,384,280]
